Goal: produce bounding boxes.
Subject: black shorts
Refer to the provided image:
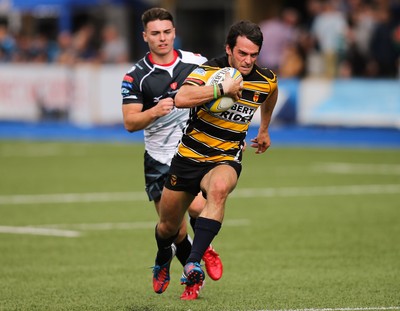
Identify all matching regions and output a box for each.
[164,155,242,197]
[144,151,170,202]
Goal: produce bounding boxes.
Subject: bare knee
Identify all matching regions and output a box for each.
[157,220,181,239]
[188,194,206,218]
[207,179,232,202]
[202,165,237,203]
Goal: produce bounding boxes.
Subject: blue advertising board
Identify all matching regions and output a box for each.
[299,78,400,128]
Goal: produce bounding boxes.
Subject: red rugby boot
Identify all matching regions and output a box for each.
[202,245,223,281]
[152,259,171,294]
[180,281,205,300]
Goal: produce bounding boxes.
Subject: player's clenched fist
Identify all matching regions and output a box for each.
[153,97,175,117]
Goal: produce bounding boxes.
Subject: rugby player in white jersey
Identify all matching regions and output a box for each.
[120,7,223,300]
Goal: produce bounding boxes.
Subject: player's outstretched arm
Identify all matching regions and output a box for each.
[250,88,278,154]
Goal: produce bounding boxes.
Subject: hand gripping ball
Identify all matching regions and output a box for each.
[204,67,242,113]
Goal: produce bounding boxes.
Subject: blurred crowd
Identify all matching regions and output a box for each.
[258,0,400,78]
[1,0,400,79]
[0,22,128,65]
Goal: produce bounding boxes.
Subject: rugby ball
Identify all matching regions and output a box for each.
[204,67,242,113]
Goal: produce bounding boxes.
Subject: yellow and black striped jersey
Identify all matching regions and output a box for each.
[176,56,278,164]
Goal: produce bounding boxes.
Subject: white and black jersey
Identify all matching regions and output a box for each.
[121,50,207,165]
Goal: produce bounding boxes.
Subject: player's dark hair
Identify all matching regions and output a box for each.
[225,20,263,51]
[141,7,174,30]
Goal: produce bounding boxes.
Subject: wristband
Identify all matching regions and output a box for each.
[218,83,224,96]
[213,83,218,99]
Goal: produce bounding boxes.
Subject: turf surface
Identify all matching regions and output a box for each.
[0,141,399,311]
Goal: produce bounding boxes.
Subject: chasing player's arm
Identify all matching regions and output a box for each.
[122,97,175,132]
[250,87,278,154]
[175,73,243,108]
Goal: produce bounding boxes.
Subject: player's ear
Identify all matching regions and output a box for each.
[225,44,232,56]
[143,31,148,42]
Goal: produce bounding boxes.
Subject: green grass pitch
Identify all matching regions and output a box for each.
[0,140,399,311]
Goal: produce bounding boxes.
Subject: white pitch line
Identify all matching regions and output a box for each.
[256,307,400,311]
[32,218,250,231]
[0,184,399,206]
[0,191,147,205]
[0,219,249,237]
[0,226,81,237]
[314,162,400,175]
[231,184,400,198]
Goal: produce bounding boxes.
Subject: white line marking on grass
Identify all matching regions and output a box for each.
[0,144,88,157]
[0,184,399,206]
[0,145,62,157]
[256,307,400,311]
[0,219,249,237]
[0,226,81,237]
[314,162,400,175]
[0,191,147,205]
[33,219,250,231]
[231,184,400,198]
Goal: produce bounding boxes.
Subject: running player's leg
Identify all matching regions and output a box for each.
[187,194,223,281]
[183,164,238,286]
[145,151,191,266]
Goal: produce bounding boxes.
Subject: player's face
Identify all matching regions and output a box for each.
[143,19,175,58]
[226,36,260,76]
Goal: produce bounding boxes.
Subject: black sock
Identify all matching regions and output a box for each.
[189,216,197,233]
[175,234,192,266]
[186,217,221,264]
[155,226,179,266]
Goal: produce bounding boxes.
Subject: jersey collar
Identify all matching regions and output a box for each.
[148,50,179,67]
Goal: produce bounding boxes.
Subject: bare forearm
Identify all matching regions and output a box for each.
[175,85,215,108]
[122,98,175,132]
[123,108,157,132]
[259,89,278,131]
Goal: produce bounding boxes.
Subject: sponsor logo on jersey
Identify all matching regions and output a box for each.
[124,95,138,100]
[253,91,260,102]
[121,88,130,95]
[217,103,257,124]
[193,67,206,76]
[128,65,136,73]
[154,95,162,103]
[153,90,179,103]
[123,75,133,83]
[122,82,132,89]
